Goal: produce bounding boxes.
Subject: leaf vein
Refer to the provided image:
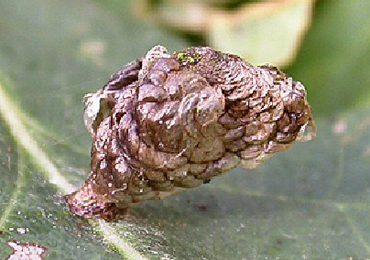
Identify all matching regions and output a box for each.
[0,77,149,260]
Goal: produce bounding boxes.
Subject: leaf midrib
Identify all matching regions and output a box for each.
[0,76,148,260]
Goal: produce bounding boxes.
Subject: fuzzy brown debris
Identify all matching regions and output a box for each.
[65,45,316,220]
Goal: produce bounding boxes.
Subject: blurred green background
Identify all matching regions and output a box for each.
[0,0,370,259]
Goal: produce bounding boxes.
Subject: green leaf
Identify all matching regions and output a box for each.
[3,76,370,259]
[209,0,315,67]
[1,0,370,259]
[287,0,370,116]
[0,0,186,259]
[107,107,370,260]
[0,120,124,260]
[136,0,315,67]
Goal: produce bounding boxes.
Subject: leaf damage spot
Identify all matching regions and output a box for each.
[6,241,47,260]
[332,119,347,135]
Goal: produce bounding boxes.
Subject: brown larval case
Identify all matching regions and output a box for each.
[66,45,316,220]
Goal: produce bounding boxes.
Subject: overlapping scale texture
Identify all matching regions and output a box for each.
[66,46,316,220]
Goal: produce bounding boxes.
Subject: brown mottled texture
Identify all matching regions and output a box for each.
[65,46,316,220]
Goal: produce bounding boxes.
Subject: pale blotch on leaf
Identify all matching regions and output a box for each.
[80,40,106,66]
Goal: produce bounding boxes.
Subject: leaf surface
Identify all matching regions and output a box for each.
[288,0,370,116]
